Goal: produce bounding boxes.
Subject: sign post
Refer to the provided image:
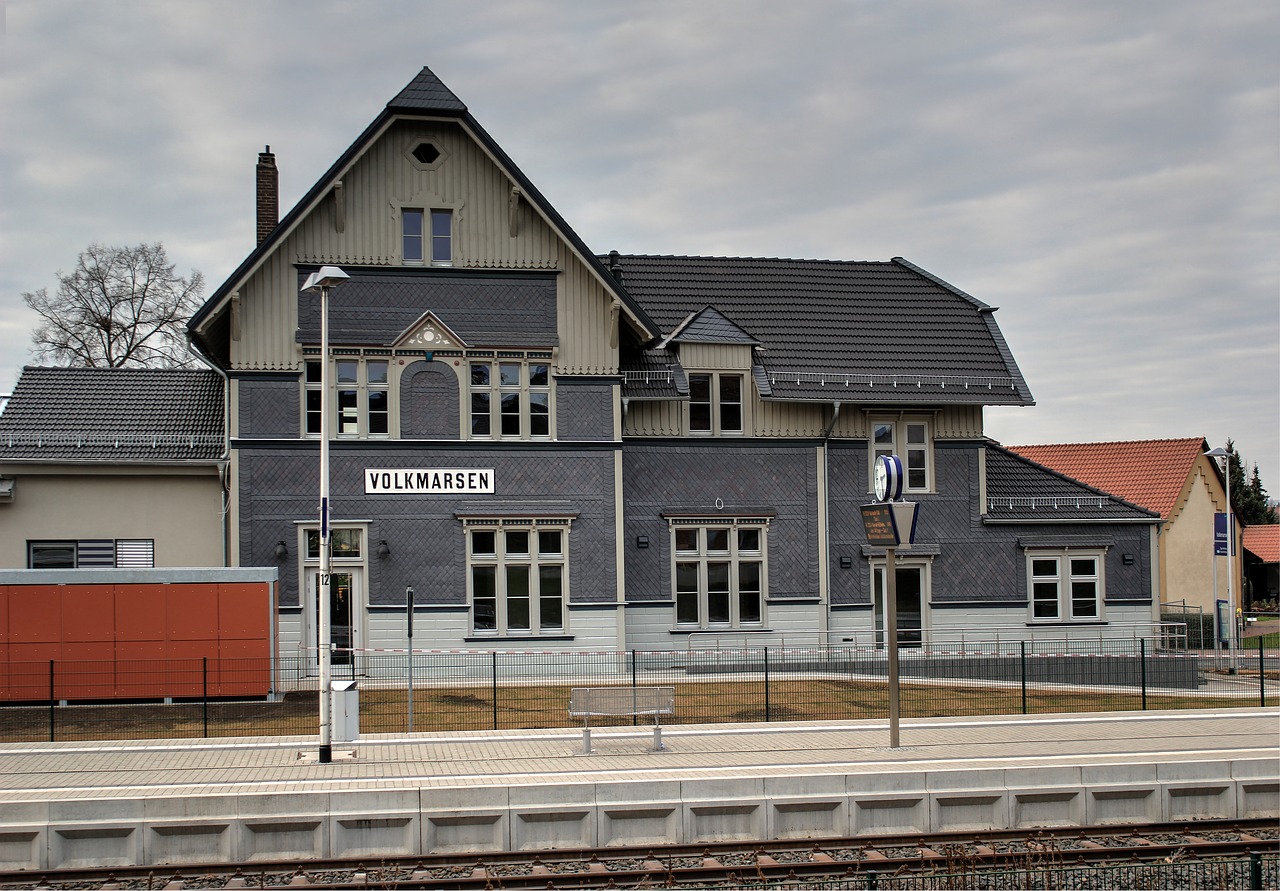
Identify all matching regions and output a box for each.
[406,585,415,733]
[861,454,919,749]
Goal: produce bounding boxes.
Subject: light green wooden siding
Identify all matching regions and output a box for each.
[230,118,619,375]
[624,396,985,440]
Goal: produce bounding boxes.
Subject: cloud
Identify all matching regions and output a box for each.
[0,0,1276,487]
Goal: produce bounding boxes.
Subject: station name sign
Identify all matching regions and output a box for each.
[365,468,494,495]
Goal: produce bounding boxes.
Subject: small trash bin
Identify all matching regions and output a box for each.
[330,680,359,742]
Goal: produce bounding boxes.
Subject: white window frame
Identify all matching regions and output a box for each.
[1026,549,1105,623]
[687,372,745,436]
[402,207,453,266]
[869,416,932,493]
[670,517,769,629]
[467,358,552,441]
[466,518,570,636]
[304,356,393,439]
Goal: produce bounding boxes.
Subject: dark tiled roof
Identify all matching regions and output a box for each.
[984,444,1158,521]
[295,268,557,349]
[0,367,224,462]
[609,254,1034,406]
[386,67,467,113]
[620,348,688,399]
[663,307,761,346]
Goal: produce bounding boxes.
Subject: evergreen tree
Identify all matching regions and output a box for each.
[1224,440,1278,525]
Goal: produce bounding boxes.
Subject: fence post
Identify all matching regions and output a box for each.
[631,650,639,727]
[1140,638,1147,710]
[491,651,499,730]
[203,657,209,738]
[764,647,771,723]
[866,869,878,890]
[48,660,55,743]
[1019,641,1027,715]
[1250,851,1262,890]
[1260,638,1267,708]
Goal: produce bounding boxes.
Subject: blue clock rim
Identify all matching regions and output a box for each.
[876,454,904,502]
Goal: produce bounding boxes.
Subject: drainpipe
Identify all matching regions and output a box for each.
[818,402,842,643]
[187,335,232,568]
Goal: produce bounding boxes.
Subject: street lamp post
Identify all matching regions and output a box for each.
[301,266,349,764]
[1205,446,1235,669]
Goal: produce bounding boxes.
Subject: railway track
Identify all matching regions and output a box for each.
[1,820,1275,890]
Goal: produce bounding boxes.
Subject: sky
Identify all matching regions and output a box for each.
[1,0,1277,488]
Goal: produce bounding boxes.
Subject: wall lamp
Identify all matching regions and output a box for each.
[274,540,289,560]
[377,539,391,559]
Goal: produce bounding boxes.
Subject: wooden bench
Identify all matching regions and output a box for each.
[568,686,675,754]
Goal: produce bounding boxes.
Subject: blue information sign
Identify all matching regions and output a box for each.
[1213,512,1229,557]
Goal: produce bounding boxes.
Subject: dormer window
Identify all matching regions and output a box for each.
[688,373,743,435]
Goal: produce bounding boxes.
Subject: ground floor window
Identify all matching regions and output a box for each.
[1026,549,1104,621]
[466,518,570,635]
[670,517,769,629]
[27,539,154,569]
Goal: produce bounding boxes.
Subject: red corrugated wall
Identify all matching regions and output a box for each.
[0,581,274,701]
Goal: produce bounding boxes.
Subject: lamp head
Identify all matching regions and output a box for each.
[1204,447,1229,459]
[301,266,350,293]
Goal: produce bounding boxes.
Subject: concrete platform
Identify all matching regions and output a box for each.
[0,708,1275,870]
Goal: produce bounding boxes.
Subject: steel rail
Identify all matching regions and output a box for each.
[0,819,1274,890]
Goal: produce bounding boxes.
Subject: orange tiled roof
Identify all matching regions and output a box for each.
[1243,526,1280,564]
[1007,438,1208,519]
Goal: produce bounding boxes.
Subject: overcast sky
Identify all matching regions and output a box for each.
[1,1,1277,488]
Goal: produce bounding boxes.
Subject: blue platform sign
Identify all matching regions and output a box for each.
[1213,512,1229,556]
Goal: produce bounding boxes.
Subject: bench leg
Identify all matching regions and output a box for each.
[582,726,592,755]
[652,724,664,752]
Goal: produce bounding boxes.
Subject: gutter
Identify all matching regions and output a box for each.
[187,334,232,568]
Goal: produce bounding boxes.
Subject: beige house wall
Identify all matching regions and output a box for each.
[0,467,225,569]
[1160,458,1243,615]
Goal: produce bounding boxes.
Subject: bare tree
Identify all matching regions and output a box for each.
[23,242,205,367]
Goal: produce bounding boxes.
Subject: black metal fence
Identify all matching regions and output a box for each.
[0,638,1273,742]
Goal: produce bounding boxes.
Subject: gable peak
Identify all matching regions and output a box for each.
[387,66,467,115]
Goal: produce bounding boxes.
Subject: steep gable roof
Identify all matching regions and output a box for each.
[1008,438,1208,519]
[984,444,1160,522]
[612,254,1033,406]
[0,366,224,462]
[189,66,656,364]
[1242,525,1280,564]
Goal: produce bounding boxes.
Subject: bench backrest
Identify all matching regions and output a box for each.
[569,686,675,717]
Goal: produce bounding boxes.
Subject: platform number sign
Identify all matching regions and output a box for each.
[874,454,904,503]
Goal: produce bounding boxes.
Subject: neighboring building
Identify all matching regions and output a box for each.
[0,367,227,569]
[1242,525,1279,608]
[182,65,1160,668]
[1009,438,1242,618]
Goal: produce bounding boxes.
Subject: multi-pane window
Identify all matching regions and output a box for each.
[469,360,551,439]
[468,522,567,635]
[28,539,154,569]
[672,521,767,628]
[870,418,931,492]
[688,373,744,435]
[305,358,390,438]
[402,208,452,265]
[1028,551,1103,622]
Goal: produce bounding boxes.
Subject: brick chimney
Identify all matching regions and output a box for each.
[256,146,278,245]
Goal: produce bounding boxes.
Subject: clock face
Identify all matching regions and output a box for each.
[874,454,903,502]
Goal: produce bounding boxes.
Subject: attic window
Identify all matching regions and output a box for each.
[412,143,440,165]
